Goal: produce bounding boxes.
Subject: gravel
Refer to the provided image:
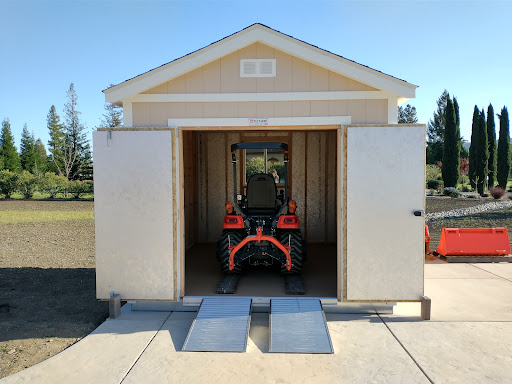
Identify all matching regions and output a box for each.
[426,200,512,222]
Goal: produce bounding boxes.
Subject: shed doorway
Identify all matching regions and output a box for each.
[181,129,338,298]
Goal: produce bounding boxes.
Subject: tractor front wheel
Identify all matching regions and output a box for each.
[279,230,303,274]
[216,229,244,274]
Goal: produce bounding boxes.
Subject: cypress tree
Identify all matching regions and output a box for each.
[20,124,36,172]
[497,106,511,189]
[475,110,489,195]
[453,97,462,154]
[468,106,480,189]
[442,97,460,187]
[0,119,21,172]
[487,104,497,188]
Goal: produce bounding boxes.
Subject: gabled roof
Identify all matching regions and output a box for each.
[104,23,417,104]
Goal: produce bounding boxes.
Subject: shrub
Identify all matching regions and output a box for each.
[40,172,68,198]
[461,185,472,192]
[444,187,462,197]
[489,187,505,199]
[0,170,18,198]
[427,179,444,193]
[17,170,37,198]
[426,164,441,182]
[67,180,94,198]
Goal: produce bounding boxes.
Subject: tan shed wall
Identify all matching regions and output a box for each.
[142,42,378,95]
[187,130,337,244]
[132,99,388,126]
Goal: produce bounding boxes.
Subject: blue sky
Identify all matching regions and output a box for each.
[1,0,511,150]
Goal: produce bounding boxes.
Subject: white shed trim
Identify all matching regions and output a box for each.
[167,116,351,128]
[105,24,417,105]
[133,91,391,103]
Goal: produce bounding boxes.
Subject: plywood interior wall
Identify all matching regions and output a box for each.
[184,129,337,244]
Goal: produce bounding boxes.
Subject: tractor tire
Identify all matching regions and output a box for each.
[217,229,244,274]
[279,230,303,274]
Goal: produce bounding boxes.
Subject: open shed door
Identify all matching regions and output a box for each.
[93,130,177,301]
[345,125,425,301]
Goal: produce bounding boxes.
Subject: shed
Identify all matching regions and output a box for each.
[94,24,426,310]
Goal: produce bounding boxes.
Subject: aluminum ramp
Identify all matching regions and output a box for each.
[269,298,333,353]
[182,297,251,352]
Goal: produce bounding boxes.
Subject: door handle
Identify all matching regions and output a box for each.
[413,210,425,217]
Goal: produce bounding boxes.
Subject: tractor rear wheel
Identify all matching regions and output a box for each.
[279,230,303,274]
[217,229,244,274]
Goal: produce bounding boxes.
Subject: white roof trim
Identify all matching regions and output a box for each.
[105,24,417,104]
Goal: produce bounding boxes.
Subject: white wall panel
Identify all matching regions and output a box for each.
[346,125,425,301]
[93,131,175,300]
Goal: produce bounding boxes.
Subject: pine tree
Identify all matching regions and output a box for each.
[0,119,21,172]
[100,87,123,128]
[47,105,65,175]
[64,83,92,179]
[426,90,449,164]
[497,106,510,189]
[442,97,460,187]
[398,104,418,124]
[487,104,497,188]
[20,124,36,172]
[468,106,480,189]
[475,110,489,195]
[34,138,48,175]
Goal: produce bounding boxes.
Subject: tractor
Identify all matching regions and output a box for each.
[216,142,304,276]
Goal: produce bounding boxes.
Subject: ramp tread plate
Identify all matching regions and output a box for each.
[182,297,251,352]
[270,298,333,354]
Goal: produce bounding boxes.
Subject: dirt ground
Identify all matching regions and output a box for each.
[0,197,511,379]
[0,200,108,379]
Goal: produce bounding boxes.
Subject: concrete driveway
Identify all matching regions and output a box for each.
[2,262,512,384]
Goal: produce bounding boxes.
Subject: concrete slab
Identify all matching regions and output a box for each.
[384,321,512,384]
[422,278,512,321]
[0,313,169,384]
[122,312,430,384]
[471,263,512,280]
[425,263,498,279]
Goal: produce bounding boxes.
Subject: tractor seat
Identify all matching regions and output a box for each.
[246,173,277,213]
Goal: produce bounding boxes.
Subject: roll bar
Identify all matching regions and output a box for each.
[231,142,288,204]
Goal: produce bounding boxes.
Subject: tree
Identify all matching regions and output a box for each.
[497,106,510,189]
[475,110,489,195]
[442,97,460,187]
[426,90,449,164]
[487,104,497,188]
[468,106,480,189]
[47,105,66,175]
[0,119,20,172]
[64,83,92,180]
[20,124,36,172]
[100,93,123,128]
[34,138,48,175]
[398,104,418,124]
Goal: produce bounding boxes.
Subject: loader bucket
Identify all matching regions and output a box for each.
[435,228,511,256]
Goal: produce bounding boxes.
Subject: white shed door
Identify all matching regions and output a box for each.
[93,130,176,300]
[346,125,425,301]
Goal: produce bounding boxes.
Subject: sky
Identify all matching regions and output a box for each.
[1,0,511,151]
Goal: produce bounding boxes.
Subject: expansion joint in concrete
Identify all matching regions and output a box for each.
[376,313,435,384]
[118,311,173,384]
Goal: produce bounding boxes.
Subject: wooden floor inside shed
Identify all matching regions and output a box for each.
[184,243,337,297]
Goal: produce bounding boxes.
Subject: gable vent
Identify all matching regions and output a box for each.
[240,59,276,77]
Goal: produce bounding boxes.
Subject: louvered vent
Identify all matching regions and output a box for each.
[240,59,276,77]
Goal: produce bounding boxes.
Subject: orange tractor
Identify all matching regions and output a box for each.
[216,142,304,276]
